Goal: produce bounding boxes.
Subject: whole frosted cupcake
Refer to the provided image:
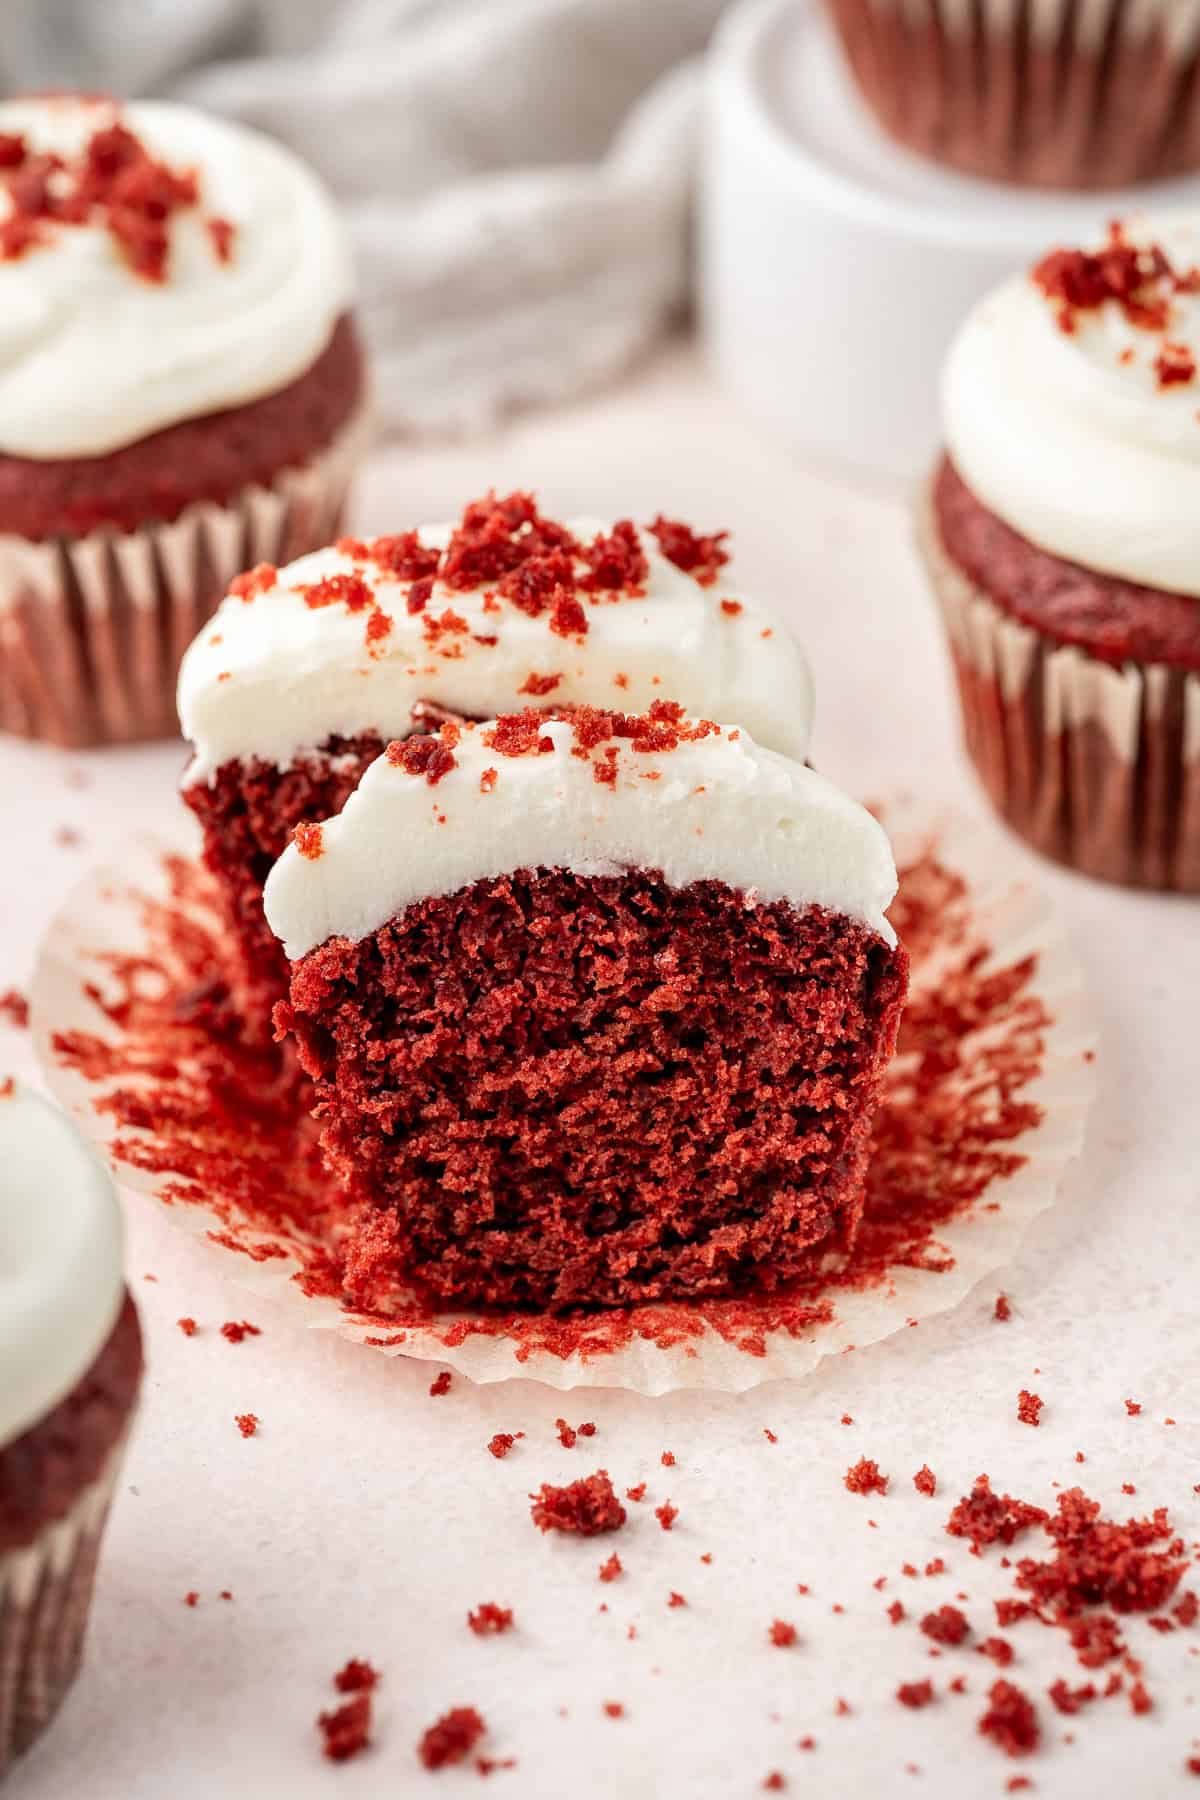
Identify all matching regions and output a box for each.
[825,0,1200,188]
[0,94,368,748]
[921,216,1200,892]
[0,1081,142,1775]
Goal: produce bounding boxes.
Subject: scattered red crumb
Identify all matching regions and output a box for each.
[1006,1781,1033,1794]
[230,562,277,601]
[468,1604,513,1637]
[319,1693,372,1762]
[479,767,498,795]
[845,1459,889,1497]
[530,1472,625,1536]
[1032,224,1200,335]
[700,1553,713,1565]
[949,1677,967,1695]
[176,1317,198,1336]
[925,1559,946,1578]
[1014,1488,1186,1618]
[206,215,235,262]
[994,1293,1012,1321]
[888,1601,905,1625]
[220,1320,260,1344]
[599,1554,622,1583]
[1125,1399,1142,1416]
[921,1606,970,1647]
[1068,1614,1125,1669]
[476,1757,517,1777]
[649,516,729,586]
[429,1371,452,1397]
[518,672,562,696]
[0,990,29,1029]
[769,1620,798,1648]
[419,1707,486,1769]
[1122,1483,1137,1495]
[1047,1678,1096,1715]
[840,1415,854,1426]
[603,1703,624,1720]
[219,1590,232,1601]
[299,571,374,614]
[1174,1592,1198,1626]
[184,1591,199,1607]
[335,1660,380,1694]
[661,1451,676,1467]
[1075,1452,1086,1464]
[720,599,743,616]
[897,1681,934,1709]
[763,1429,778,1444]
[1155,341,1197,387]
[946,1477,1048,1553]
[798,1736,816,1751]
[835,1699,852,1717]
[386,724,460,787]
[1129,1680,1153,1715]
[487,1432,521,1460]
[234,1413,258,1438]
[763,1773,786,1791]
[914,1466,937,1497]
[1017,1391,1044,1427]
[655,1501,678,1532]
[979,1637,1014,1667]
[625,1484,647,1503]
[293,822,323,861]
[978,1679,1040,1756]
[555,1419,577,1448]
[668,1592,687,1609]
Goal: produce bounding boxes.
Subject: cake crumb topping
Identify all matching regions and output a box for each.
[1033,222,1200,336]
[530,1471,626,1536]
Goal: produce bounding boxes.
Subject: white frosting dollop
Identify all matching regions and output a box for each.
[0,97,353,458]
[0,1082,126,1449]
[178,522,815,779]
[263,716,897,962]
[943,214,1200,595]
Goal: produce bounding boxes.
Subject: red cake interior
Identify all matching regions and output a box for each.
[276,868,909,1312]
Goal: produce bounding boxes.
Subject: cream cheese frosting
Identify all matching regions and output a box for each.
[0,1082,126,1449]
[0,96,352,459]
[942,214,1200,596]
[263,714,897,962]
[178,520,815,780]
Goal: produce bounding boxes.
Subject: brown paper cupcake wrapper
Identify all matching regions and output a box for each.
[0,402,372,750]
[919,496,1200,892]
[0,1427,130,1776]
[825,0,1200,187]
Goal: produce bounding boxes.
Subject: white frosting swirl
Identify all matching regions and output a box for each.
[0,1082,126,1449]
[0,97,353,458]
[178,522,815,779]
[942,214,1200,595]
[263,716,897,962]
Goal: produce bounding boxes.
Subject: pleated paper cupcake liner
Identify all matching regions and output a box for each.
[920,497,1200,892]
[0,402,372,750]
[31,797,1096,1395]
[825,0,1200,187]
[0,1430,130,1778]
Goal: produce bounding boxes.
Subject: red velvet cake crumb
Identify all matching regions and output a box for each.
[429,1371,452,1396]
[946,1477,1048,1553]
[626,1484,647,1503]
[1032,225,1199,334]
[488,1433,521,1459]
[921,1606,970,1646]
[0,989,29,1028]
[655,1502,678,1532]
[1017,1390,1044,1427]
[235,1413,258,1438]
[385,726,459,787]
[979,1637,1014,1666]
[914,1466,937,1498]
[668,1592,687,1608]
[599,1553,623,1583]
[887,1602,905,1625]
[293,822,323,862]
[555,1419,577,1448]
[230,563,277,602]
[220,1320,260,1343]
[845,1459,889,1497]
[763,1772,786,1791]
[603,1703,624,1719]
[418,1706,485,1769]
[661,1451,675,1468]
[1013,1488,1186,1616]
[1047,1678,1097,1715]
[897,1681,934,1709]
[530,1472,625,1536]
[334,1660,380,1693]
[994,1294,1012,1321]
[769,1620,798,1648]
[319,1694,372,1762]
[177,1317,198,1336]
[978,1680,1040,1756]
[1125,1399,1142,1416]
[467,1604,513,1636]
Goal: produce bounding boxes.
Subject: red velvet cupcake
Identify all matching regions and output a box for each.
[0,94,368,748]
[263,708,906,1311]
[825,0,1200,188]
[922,217,1200,891]
[0,1082,142,1774]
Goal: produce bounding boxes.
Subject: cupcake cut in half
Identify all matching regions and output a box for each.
[824,0,1200,189]
[264,707,907,1312]
[0,1081,143,1775]
[922,215,1200,892]
[178,496,815,1030]
[0,93,368,747]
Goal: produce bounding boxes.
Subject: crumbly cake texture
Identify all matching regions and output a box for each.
[277,864,906,1311]
[0,313,364,541]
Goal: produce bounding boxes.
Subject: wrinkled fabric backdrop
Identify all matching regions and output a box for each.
[1,0,725,434]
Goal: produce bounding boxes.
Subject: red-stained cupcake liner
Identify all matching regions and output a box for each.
[30,799,1095,1394]
[825,0,1200,188]
[919,495,1200,893]
[0,403,372,751]
[0,1429,130,1777]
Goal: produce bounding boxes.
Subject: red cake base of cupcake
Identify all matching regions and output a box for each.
[276,869,909,1312]
[925,458,1200,892]
[0,315,365,542]
[0,1294,142,1775]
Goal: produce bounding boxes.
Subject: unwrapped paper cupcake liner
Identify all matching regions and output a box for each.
[31,799,1096,1395]
[825,0,1200,188]
[0,1429,130,1778]
[919,495,1200,893]
[0,402,372,750]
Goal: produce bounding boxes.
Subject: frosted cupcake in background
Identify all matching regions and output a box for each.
[0,1081,143,1775]
[0,94,369,748]
[824,0,1200,189]
[920,216,1200,892]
